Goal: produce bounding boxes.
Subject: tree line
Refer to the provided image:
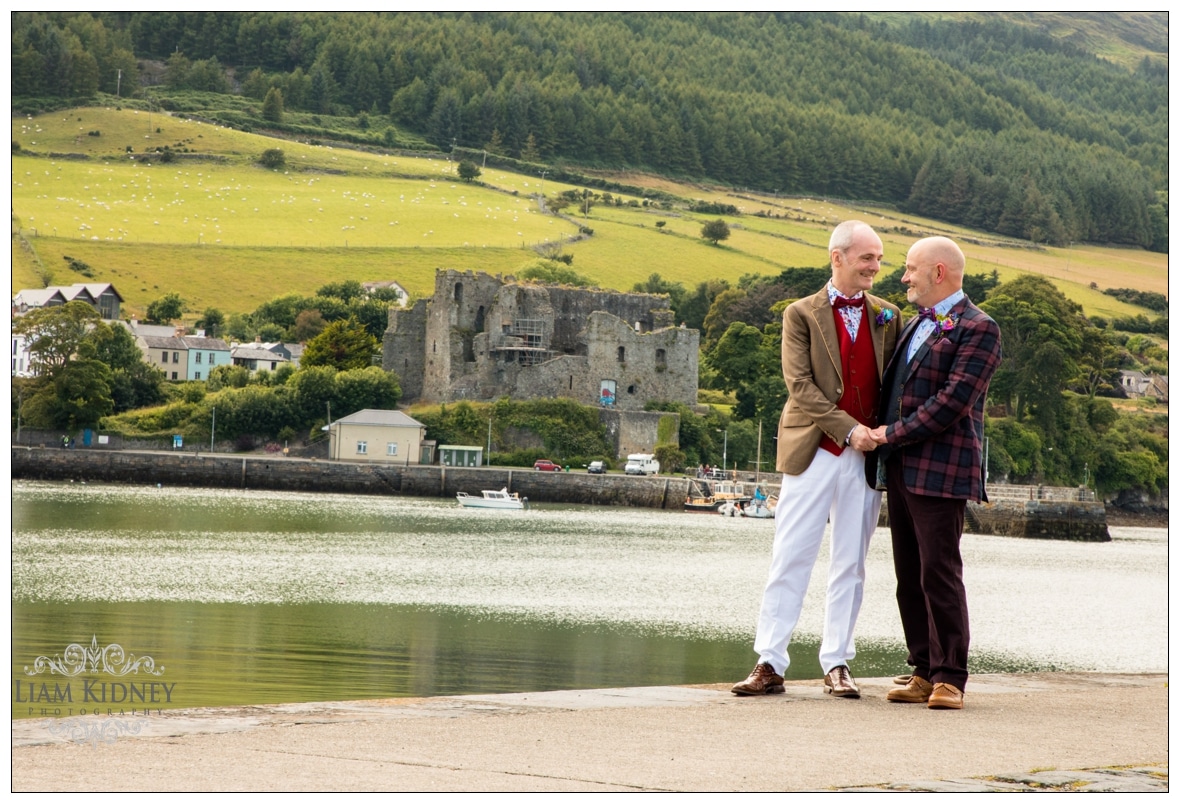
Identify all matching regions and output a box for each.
[11,11,1167,250]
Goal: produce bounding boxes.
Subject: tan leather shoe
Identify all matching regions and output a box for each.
[886,674,934,703]
[823,665,860,698]
[892,674,912,685]
[731,662,785,696]
[928,682,964,709]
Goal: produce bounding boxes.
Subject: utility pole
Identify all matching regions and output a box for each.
[210,407,216,452]
[116,68,122,97]
[486,416,493,466]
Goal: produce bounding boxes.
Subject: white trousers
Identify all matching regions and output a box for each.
[753,447,882,675]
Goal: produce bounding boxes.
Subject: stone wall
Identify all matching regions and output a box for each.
[13,448,1115,538]
[598,409,680,457]
[966,500,1110,542]
[382,298,429,401]
[583,312,697,411]
[12,447,688,508]
[383,269,697,410]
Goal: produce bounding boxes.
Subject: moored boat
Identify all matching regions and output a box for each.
[685,479,754,513]
[456,488,527,510]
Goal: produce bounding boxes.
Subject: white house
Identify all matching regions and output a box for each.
[326,409,432,464]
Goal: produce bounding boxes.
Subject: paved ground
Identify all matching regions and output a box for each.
[11,672,1168,792]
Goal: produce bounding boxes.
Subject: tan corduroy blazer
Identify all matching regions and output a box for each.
[775,286,902,475]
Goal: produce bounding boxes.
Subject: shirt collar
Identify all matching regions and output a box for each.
[932,290,965,316]
[827,282,865,306]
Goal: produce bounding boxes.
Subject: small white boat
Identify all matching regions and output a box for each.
[456,488,527,510]
[741,496,776,519]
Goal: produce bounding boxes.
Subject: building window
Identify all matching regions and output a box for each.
[195,352,202,364]
[172,351,179,362]
[194,372,201,380]
[656,348,667,369]
[161,352,169,363]
[387,443,398,456]
[171,372,178,380]
[617,346,625,362]
[357,441,368,455]
[209,353,216,365]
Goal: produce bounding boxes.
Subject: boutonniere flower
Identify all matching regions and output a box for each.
[933,312,960,339]
[872,306,894,326]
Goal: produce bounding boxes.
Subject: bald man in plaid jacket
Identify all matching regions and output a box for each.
[869,236,1001,711]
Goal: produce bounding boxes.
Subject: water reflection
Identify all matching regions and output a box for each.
[11,482,1166,715]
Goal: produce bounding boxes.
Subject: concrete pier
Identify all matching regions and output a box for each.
[11,673,1167,792]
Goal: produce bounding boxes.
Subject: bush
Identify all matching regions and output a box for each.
[491,448,549,467]
[259,148,285,169]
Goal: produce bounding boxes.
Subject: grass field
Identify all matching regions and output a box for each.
[11,107,1167,325]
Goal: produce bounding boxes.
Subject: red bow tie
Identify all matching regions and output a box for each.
[833,296,864,309]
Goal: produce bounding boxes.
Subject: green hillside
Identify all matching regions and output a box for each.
[11,12,1168,254]
[11,107,1166,324]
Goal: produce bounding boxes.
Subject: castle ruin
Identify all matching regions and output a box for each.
[383,270,699,411]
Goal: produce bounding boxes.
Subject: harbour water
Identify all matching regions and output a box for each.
[11,481,1167,717]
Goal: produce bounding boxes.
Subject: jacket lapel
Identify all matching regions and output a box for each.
[904,297,972,379]
[865,294,886,379]
[885,313,922,379]
[809,288,842,383]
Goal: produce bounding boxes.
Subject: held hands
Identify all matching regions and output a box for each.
[867,425,889,445]
[848,424,879,452]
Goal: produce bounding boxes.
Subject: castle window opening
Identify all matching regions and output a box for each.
[656,348,666,368]
[454,282,463,305]
[617,346,625,362]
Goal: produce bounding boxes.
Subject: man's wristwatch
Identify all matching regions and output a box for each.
[844,425,857,446]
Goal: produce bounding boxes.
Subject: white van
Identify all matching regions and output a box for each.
[624,453,660,475]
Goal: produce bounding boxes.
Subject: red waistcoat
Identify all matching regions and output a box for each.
[820,306,880,457]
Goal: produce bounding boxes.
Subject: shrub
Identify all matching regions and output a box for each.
[259,148,285,169]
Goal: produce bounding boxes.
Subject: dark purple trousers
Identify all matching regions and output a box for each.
[885,458,970,691]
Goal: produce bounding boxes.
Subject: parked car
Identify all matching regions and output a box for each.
[533,459,561,471]
[587,461,606,474]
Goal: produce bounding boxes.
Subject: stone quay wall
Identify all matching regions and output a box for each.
[11,447,689,509]
[12,448,1111,538]
[967,499,1110,542]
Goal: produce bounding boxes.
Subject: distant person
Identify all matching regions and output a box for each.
[868,236,1002,711]
[731,220,901,698]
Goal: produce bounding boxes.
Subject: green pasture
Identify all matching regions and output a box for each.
[11,107,1166,325]
[16,239,539,317]
[12,154,573,251]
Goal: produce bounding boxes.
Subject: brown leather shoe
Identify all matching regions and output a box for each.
[928,682,964,709]
[731,662,784,696]
[886,674,934,703]
[823,665,860,698]
[892,674,913,685]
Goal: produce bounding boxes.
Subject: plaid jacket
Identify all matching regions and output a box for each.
[874,298,1001,502]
